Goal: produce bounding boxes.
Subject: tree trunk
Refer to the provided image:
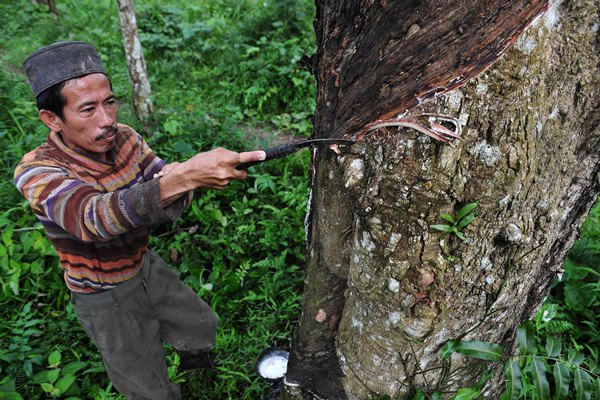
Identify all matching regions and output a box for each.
[284,0,600,399]
[116,0,153,124]
[32,0,58,15]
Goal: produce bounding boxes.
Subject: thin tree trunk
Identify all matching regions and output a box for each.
[48,0,57,15]
[31,0,58,15]
[284,0,600,398]
[116,0,153,124]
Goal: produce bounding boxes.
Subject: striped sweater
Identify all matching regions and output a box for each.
[14,124,190,293]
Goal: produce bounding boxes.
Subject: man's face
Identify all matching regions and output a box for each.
[53,73,119,161]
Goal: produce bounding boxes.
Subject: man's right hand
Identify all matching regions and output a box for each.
[183,148,265,189]
[157,148,266,206]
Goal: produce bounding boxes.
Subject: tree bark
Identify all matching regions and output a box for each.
[32,0,58,15]
[116,0,153,124]
[284,0,600,399]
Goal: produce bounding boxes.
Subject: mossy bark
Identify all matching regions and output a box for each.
[285,0,599,399]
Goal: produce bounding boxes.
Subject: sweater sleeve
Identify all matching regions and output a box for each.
[14,162,189,243]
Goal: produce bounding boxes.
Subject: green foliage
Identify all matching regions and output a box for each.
[136,0,316,137]
[0,70,46,212]
[437,318,599,400]
[0,205,58,299]
[0,375,24,400]
[0,302,45,379]
[147,156,308,398]
[431,202,478,241]
[456,341,504,363]
[544,200,600,350]
[440,340,503,362]
[0,1,314,398]
[31,350,87,398]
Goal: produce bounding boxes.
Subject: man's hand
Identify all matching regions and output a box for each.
[157,148,266,206]
[183,148,265,189]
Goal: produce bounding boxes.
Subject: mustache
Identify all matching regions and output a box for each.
[95,125,118,141]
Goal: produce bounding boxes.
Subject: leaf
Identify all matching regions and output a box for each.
[41,383,54,393]
[451,387,480,400]
[540,303,558,322]
[553,362,571,400]
[23,361,32,378]
[529,357,550,400]
[9,279,19,296]
[440,213,455,223]
[0,376,16,392]
[545,336,562,358]
[32,370,49,384]
[1,226,14,247]
[455,231,467,241]
[574,368,591,400]
[440,340,459,360]
[2,393,24,400]
[61,361,87,376]
[46,368,60,384]
[23,319,45,328]
[430,224,454,232]
[457,213,477,230]
[48,350,61,367]
[456,202,478,221]
[456,340,504,362]
[504,358,523,399]
[517,323,536,355]
[55,374,77,394]
[568,349,585,366]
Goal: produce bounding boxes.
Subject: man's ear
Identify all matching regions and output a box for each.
[39,109,62,132]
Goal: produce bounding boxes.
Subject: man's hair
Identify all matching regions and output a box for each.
[36,80,68,120]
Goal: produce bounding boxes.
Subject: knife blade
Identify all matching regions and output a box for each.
[236,138,355,170]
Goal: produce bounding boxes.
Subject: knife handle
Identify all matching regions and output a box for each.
[236,141,301,170]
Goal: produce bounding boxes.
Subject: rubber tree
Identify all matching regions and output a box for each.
[284,0,600,398]
[116,0,153,124]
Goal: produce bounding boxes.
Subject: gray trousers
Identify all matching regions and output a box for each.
[71,251,217,400]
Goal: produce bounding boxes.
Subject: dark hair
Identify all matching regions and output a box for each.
[36,80,68,120]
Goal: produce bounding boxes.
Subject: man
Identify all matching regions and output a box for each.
[14,41,265,399]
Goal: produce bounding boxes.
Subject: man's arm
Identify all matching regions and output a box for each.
[14,147,264,242]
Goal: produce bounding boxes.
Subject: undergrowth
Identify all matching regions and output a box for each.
[1,0,313,399]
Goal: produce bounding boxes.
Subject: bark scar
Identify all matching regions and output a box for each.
[354,113,462,143]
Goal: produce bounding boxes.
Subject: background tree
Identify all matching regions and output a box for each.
[284,0,599,398]
[32,0,58,15]
[116,0,153,124]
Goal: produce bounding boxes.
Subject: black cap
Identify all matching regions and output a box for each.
[23,41,107,97]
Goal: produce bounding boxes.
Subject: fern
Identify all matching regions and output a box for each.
[545,320,576,335]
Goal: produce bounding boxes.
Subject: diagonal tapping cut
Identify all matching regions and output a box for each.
[355,113,462,144]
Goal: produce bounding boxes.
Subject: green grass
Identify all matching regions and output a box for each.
[0,1,314,398]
